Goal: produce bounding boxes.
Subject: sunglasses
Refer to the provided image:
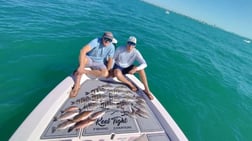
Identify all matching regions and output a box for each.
[103,37,112,43]
[127,41,136,46]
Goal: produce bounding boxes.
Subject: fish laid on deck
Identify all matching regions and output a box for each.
[68,118,96,132]
[50,83,150,134]
[51,120,75,133]
[72,111,93,122]
[54,110,80,121]
[61,105,80,113]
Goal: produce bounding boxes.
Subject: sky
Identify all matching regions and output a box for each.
[143,0,252,40]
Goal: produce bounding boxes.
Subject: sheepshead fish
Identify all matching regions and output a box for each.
[99,84,114,90]
[68,118,96,132]
[71,96,91,105]
[120,95,136,102]
[82,102,100,111]
[100,100,118,109]
[135,108,149,119]
[122,108,137,119]
[86,87,107,95]
[115,85,129,91]
[51,120,75,133]
[91,94,108,102]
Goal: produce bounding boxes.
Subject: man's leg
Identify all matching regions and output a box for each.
[114,69,137,91]
[85,69,108,78]
[138,69,154,100]
[69,57,89,98]
[69,71,83,97]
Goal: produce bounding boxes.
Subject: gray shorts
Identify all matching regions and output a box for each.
[86,56,106,70]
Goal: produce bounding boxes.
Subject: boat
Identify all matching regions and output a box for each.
[9,72,188,141]
[243,39,251,44]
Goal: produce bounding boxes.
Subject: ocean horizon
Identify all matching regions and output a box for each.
[1,0,252,141]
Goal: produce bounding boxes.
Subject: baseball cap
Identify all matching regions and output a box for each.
[103,32,114,40]
[127,36,137,44]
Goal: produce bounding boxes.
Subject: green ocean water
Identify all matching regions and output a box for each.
[1,0,252,140]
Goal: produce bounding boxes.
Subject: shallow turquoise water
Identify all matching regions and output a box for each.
[1,1,252,140]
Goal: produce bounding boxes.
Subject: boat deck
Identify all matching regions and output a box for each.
[41,79,171,141]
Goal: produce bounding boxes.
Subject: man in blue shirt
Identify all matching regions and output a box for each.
[70,32,115,97]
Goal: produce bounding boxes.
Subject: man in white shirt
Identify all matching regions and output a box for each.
[113,36,153,100]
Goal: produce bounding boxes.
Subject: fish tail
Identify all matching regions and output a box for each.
[68,126,74,132]
[51,126,56,133]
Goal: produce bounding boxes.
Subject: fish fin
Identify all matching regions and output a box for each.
[53,116,57,121]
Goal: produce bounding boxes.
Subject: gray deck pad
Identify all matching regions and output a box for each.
[41,79,165,140]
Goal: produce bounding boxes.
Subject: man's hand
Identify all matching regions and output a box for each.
[129,67,137,74]
[76,66,85,75]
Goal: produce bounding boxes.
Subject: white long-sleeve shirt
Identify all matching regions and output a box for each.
[114,46,147,71]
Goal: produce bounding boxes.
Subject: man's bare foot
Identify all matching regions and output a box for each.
[131,86,137,92]
[69,86,80,98]
[144,90,154,100]
[128,84,137,92]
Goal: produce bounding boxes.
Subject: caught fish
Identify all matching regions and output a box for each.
[120,95,136,102]
[91,94,108,102]
[51,120,75,133]
[107,89,123,95]
[86,87,107,95]
[72,110,93,122]
[100,100,118,109]
[61,105,80,113]
[136,96,145,103]
[89,110,106,120]
[109,94,122,103]
[68,118,96,132]
[133,105,148,113]
[54,110,80,121]
[99,84,114,90]
[135,108,149,118]
[71,96,91,105]
[122,108,137,119]
[108,89,134,96]
[115,85,129,91]
[82,102,100,111]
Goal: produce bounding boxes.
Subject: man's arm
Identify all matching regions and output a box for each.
[107,45,116,70]
[106,57,114,71]
[135,50,147,71]
[77,44,91,74]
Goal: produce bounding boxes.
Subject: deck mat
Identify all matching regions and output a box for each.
[41,79,165,140]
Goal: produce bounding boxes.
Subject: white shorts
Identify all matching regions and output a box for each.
[86,56,106,70]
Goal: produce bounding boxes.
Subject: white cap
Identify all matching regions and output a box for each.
[112,38,118,44]
[127,36,137,44]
